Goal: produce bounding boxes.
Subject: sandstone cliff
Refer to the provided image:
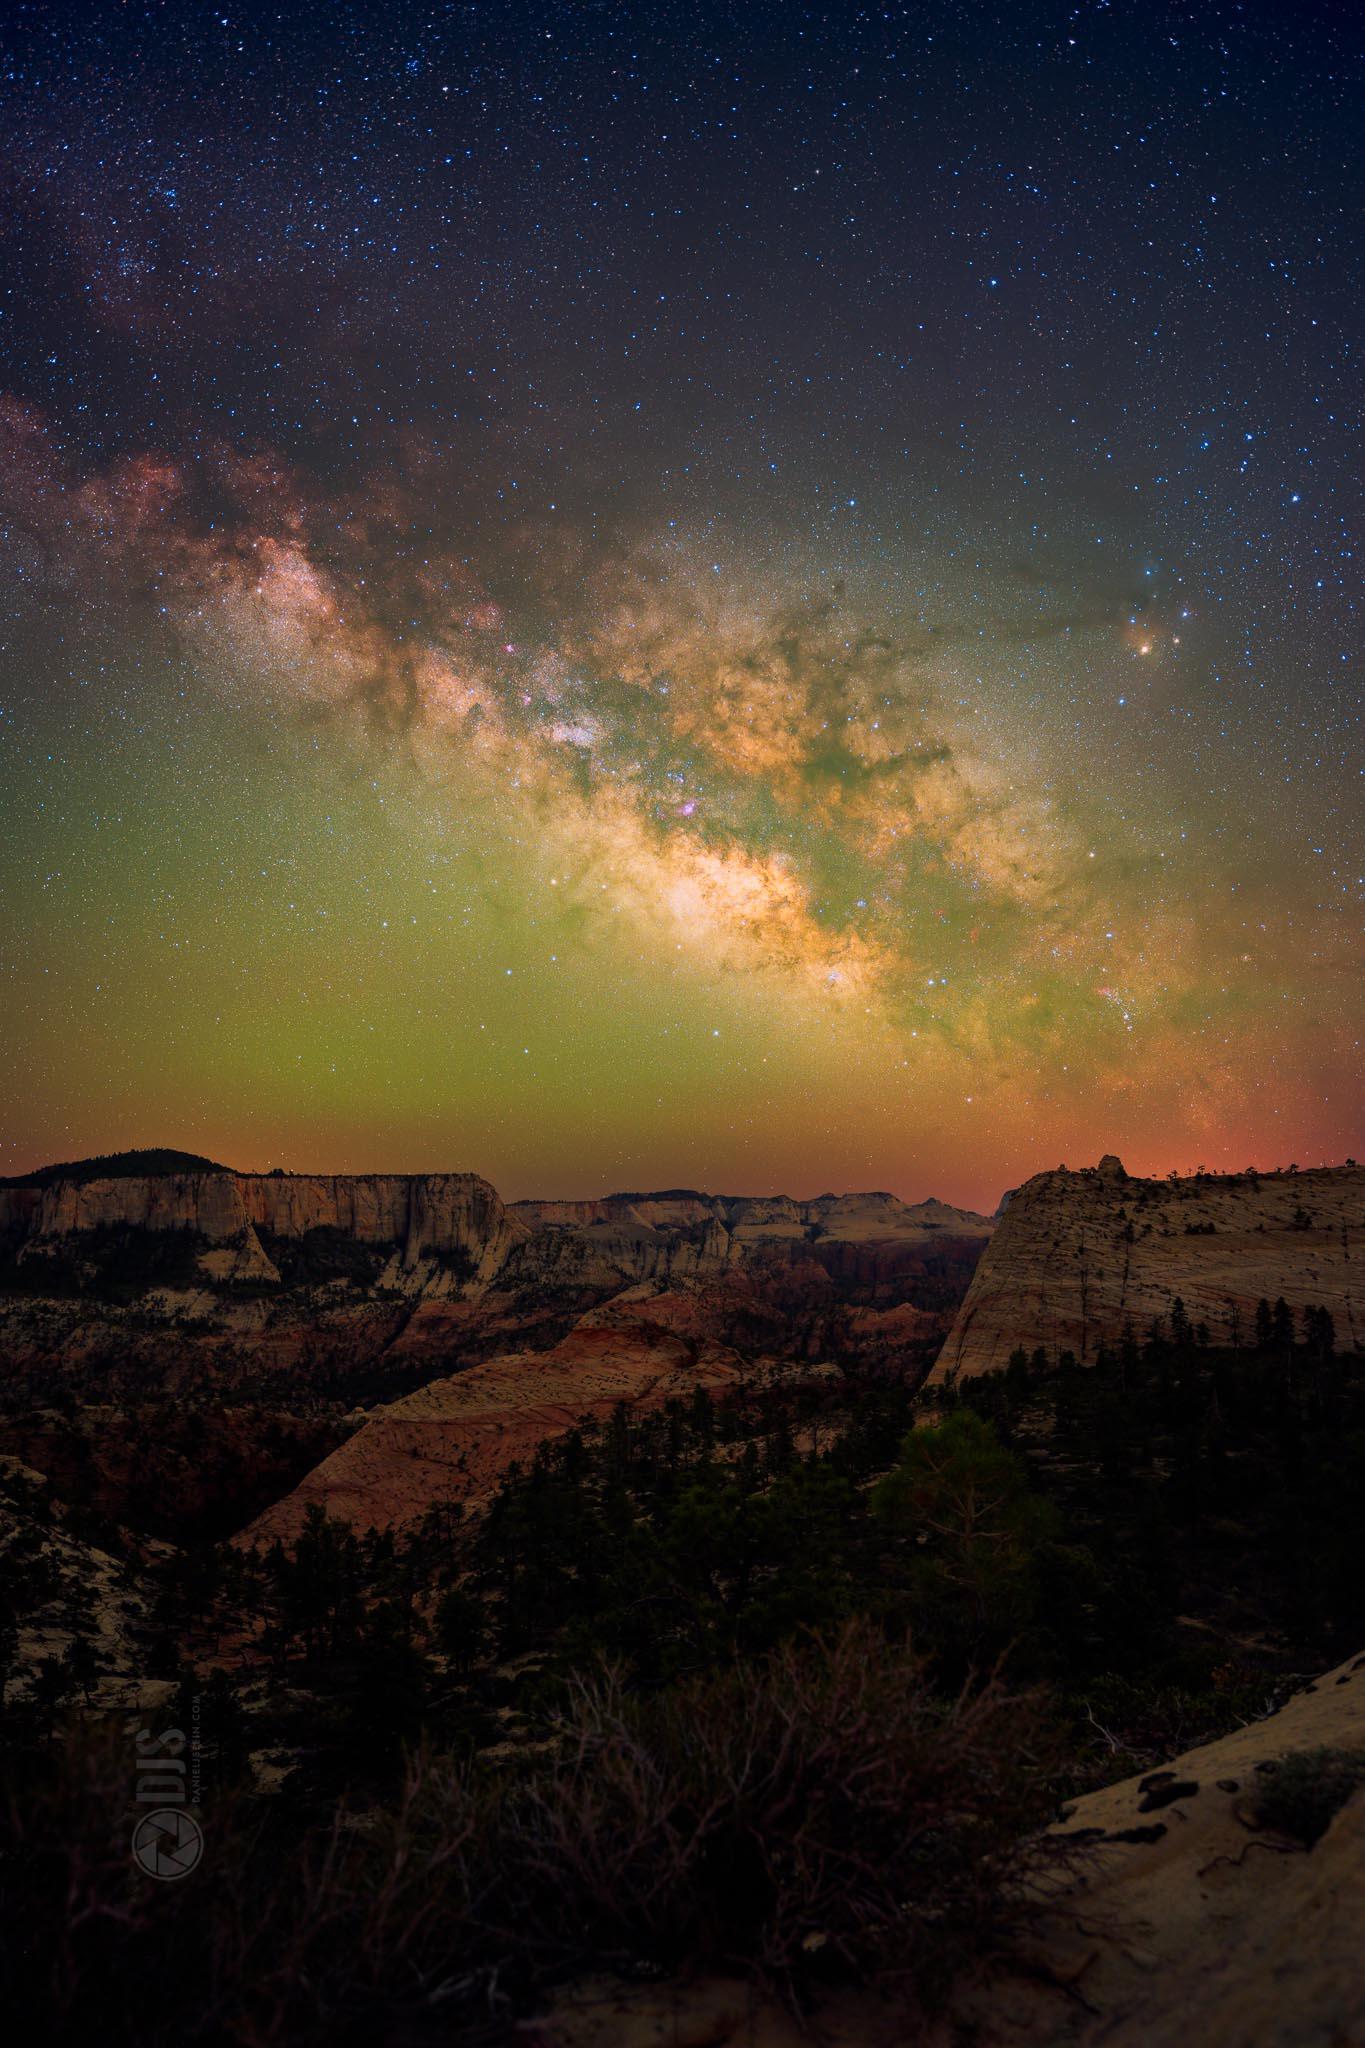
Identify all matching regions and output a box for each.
[510,1189,992,1245]
[5,1164,990,1309]
[496,1214,736,1298]
[13,1171,526,1295]
[237,1310,829,1544]
[510,1192,726,1232]
[931,1157,1362,1383]
[503,1190,993,1299]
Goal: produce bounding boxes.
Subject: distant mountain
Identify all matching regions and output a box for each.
[0,1148,229,1189]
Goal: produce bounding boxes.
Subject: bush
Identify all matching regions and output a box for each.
[0,1623,1064,2041]
[483,1616,1063,1991]
[1252,1747,1365,1845]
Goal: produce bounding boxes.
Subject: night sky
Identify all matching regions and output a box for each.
[0,1,1359,1207]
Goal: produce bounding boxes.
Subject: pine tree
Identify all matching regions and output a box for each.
[1271,1297,1295,1354]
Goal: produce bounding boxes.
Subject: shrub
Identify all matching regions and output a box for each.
[1252,1747,1365,1845]
[0,1624,1064,2041]
[482,1616,1063,1992]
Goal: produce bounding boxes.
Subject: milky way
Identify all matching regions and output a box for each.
[0,2,1359,1205]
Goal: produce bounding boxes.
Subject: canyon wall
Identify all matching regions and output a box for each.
[511,1188,993,1243]
[930,1156,1363,1383]
[2,1161,993,1312]
[9,1171,526,1290]
[500,1190,994,1303]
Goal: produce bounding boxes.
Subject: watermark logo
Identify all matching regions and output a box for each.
[130,1712,203,1881]
[132,1806,204,1880]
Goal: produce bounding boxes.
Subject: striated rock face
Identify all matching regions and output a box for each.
[8,1165,989,1298]
[736,1190,994,1245]
[243,1173,527,1285]
[497,1215,736,1299]
[34,1172,251,1243]
[494,1192,993,1314]
[15,1171,526,1295]
[238,1311,830,1544]
[1,1164,993,1390]
[931,1159,1364,1383]
[511,1189,993,1245]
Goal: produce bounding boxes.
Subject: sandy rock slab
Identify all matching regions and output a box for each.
[933,1159,1363,1382]
[237,1311,826,1545]
[972,1648,1365,2048]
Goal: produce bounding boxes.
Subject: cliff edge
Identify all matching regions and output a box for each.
[930,1158,1363,1384]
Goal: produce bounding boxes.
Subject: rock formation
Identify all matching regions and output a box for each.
[6,1170,527,1295]
[942,1646,1365,2048]
[0,1160,994,1441]
[2,1161,992,1310]
[931,1158,1363,1384]
[238,1309,831,1545]
[501,1190,994,1308]
[510,1187,992,1245]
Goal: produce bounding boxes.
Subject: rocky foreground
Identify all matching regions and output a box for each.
[931,1156,1363,1384]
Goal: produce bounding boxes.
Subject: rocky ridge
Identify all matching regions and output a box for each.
[239,1309,834,1545]
[510,1188,991,1241]
[931,1156,1363,1384]
[2,1171,526,1296]
[1,1165,992,1307]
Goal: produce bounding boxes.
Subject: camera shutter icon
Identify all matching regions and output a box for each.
[132,1808,204,1880]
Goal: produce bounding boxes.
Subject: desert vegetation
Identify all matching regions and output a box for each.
[2,1625,1062,2045]
[0,1148,226,1189]
[1248,1744,1365,1845]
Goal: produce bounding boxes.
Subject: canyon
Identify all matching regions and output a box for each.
[4,1152,1362,1544]
[0,1155,993,1537]
[4,1149,1363,2048]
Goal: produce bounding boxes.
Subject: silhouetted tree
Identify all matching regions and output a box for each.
[434,1586,486,1674]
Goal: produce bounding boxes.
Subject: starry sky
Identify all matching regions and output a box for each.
[0,0,1359,1208]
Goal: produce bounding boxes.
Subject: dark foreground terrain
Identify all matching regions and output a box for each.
[1,1155,1363,2043]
